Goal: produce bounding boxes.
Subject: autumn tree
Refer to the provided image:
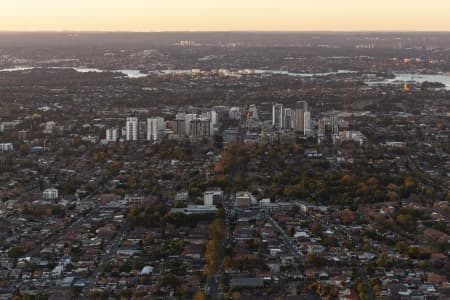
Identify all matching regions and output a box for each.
[193,291,208,300]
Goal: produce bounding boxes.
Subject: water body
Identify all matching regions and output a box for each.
[65,67,148,78]
[0,66,148,78]
[366,73,450,90]
[0,66,34,72]
[387,73,450,89]
[253,69,357,77]
[1,66,449,89]
[0,66,355,78]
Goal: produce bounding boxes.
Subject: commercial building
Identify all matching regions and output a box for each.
[331,115,339,135]
[204,189,224,206]
[295,101,311,135]
[189,118,211,137]
[236,191,255,208]
[283,108,295,129]
[272,103,284,130]
[304,110,311,135]
[318,118,326,138]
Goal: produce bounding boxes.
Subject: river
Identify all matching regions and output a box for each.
[1,66,449,89]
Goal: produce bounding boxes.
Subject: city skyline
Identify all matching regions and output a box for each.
[1,0,450,32]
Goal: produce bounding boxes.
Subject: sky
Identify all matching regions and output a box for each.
[1,0,450,32]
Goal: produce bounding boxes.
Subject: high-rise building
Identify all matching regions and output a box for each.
[189,118,211,137]
[229,107,241,120]
[201,111,218,134]
[304,111,311,135]
[295,101,310,135]
[173,118,186,136]
[272,103,284,130]
[331,115,339,135]
[248,104,259,120]
[126,117,138,141]
[106,128,119,142]
[184,114,197,136]
[283,108,295,129]
[318,118,326,138]
[139,121,148,140]
[173,113,186,136]
[0,143,13,151]
[147,117,165,141]
[209,110,218,134]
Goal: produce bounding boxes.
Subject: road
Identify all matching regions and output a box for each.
[358,267,376,300]
[79,219,128,298]
[263,212,304,262]
[205,192,233,299]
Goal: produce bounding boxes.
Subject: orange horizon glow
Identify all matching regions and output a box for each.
[1,0,450,32]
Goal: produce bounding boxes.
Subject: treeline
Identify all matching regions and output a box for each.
[203,213,225,277]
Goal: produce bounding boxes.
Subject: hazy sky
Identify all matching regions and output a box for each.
[1,0,450,31]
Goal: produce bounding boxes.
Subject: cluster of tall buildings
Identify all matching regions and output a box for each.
[317,114,341,144]
[173,111,217,137]
[272,101,311,135]
[105,111,219,143]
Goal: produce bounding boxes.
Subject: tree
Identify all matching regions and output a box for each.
[19,144,30,156]
[396,214,415,232]
[395,241,408,254]
[222,256,231,270]
[144,232,154,245]
[8,246,25,259]
[376,254,389,267]
[306,254,327,267]
[310,223,323,236]
[204,217,225,277]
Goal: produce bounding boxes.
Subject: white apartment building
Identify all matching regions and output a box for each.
[147,117,165,141]
[126,117,139,141]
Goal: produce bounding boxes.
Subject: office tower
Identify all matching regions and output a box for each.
[295,101,309,134]
[318,118,326,137]
[283,108,295,129]
[272,103,284,130]
[126,117,138,141]
[184,114,197,136]
[331,115,339,135]
[209,110,218,134]
[173,113,186,136]
[173,119,186,136]
[139,121,148,140]
[304,111,311,135]
[201,111,218,134]
[189,118,211,137]
[106,128,119,142]
[147,117,165,141]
